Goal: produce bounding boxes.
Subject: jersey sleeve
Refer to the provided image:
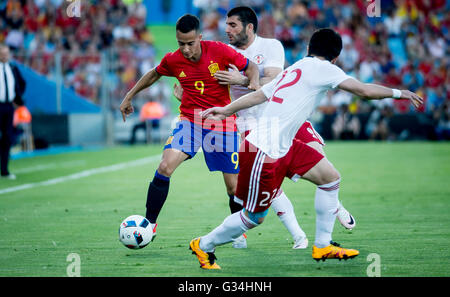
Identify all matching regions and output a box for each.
[155,53,174,77]
[220,42,249,71]
[264,40,285,69]
[324,63,353,89]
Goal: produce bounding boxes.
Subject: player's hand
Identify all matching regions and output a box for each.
[173,83,183,102]
[200,107,228,121]
[400,90,424,109]
[247,80,261,91]
[214,64,248,86]
[119,94,134,122]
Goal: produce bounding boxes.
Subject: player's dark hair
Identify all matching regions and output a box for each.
[227,6,258,33]
[307,28,343,61]
[176,14,200,34]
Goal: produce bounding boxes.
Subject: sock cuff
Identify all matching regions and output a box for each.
[239,210,259,230]
[154,170,170,184]
[318,178,340,192]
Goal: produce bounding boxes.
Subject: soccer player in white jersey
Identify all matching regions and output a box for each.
[189,28,423,269]
[215,6,355,249]
[217,6,308,249]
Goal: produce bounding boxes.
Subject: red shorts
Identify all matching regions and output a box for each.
[235,139,324,213]
[242,121,324,145]
[294,121,325,146]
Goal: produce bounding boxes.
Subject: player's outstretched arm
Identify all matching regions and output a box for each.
[338,78,423,109]
[201,88,268,121]
[120,68,162,122]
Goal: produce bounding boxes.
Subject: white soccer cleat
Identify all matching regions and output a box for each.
[232,234,247,249]
[292,236,308,249]
[337,206,356,230]
[1,173,16,180]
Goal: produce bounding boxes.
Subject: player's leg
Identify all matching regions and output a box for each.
[190,140,280,269]
[202,129,246,247]
[270,189,308,249]
[300,157,359,261]
[190,208,267,269]
[285,139,358,261]
[146,120,198,230]
[298,121,356,230]
[222,172,248,248]
[222,172,242,213]
[306,141,356,230]
[202,128,241,213]
[145,148,189,224]
[267,121,322,249]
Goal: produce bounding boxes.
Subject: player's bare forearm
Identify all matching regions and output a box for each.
[338,78,423,109]
[120,68,161,122]
[244,61,261,90]
[126,68,161,99]
[202,89,267,120]
[227,88,268,114]
[260,67,282,86]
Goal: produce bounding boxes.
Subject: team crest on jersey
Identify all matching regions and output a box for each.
[254,54,264,65]
[179,71,186,78]
[208,62,220,76]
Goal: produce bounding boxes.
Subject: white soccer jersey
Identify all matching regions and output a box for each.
[229,35,285,132]
[246,56,352,159]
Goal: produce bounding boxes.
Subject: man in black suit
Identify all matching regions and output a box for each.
[0,44,26,179]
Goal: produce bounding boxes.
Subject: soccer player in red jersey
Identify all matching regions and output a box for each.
[119,14,260,239]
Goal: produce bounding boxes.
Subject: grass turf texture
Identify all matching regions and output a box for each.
[0,142,449,277]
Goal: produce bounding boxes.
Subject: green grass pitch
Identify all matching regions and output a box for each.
[0,142,449,277]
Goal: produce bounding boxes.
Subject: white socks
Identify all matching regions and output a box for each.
[314,179,340,248]
[271,190,306,241]
[199,178,342,252]
[199,210,258,252]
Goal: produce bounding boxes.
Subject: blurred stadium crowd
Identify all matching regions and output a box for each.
[1,0,449,141]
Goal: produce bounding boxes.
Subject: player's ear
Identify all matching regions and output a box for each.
[247,23,254,34]
[331,56,339,64]
[198,33,203,41]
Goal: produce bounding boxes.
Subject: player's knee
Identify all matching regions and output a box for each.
[246,209,269,225]
[157,160,175,177]
[226,184,236,196]
[323,167,340,184]
[223,174,237,195]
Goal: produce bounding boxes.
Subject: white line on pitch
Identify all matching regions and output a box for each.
[0,155,161,196]
[14,160,87,174]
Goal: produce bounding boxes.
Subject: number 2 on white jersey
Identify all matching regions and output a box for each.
[271,69,302,104]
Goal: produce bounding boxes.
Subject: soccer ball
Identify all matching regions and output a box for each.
[119,215,153,249]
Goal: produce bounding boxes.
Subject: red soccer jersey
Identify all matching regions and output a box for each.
[155,40,249,131]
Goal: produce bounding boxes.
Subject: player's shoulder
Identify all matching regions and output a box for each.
[298,56,339,70]
[202,40,229,50]
[256,35,283,47]
[254,36,284,56]
[161,49,182,62]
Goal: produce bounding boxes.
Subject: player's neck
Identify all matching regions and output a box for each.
[307,54,326,61]
[239,34,256,50]
[191,43,203,63]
